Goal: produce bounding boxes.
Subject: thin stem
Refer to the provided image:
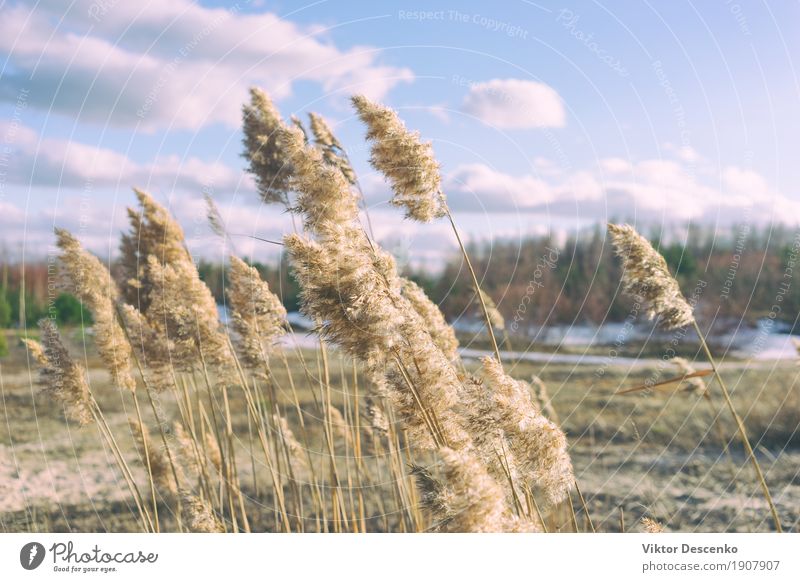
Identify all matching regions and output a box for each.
[444,208,503,365]
[692,320,782,532]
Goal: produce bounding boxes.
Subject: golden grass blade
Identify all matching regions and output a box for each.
[615,369,715,395]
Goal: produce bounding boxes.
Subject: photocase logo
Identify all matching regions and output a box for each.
[20,542,46,570]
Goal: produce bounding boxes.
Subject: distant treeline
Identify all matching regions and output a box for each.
[408,222,800,332]
[4,223,800,334]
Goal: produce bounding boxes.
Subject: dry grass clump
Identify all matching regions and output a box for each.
[20,86,792,535]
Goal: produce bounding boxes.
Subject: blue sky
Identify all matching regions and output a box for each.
[1,0,799,268]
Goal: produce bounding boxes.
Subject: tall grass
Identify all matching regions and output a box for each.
[17,90,785,533]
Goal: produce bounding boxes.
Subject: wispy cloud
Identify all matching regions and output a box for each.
[0,0,413,130]
[0,120,249,191]
[445,153,800,223]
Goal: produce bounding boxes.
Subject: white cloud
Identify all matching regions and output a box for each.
[444,156,800,224]
[0,120,248,192]
[663,143,703,164]
[0,1,413,130]
[599,157,633,174]
[461,78,565,129]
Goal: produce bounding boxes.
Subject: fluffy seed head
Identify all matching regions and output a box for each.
[530,374,560,425]
[642,517,665,533]
[608,223,695,329]
[478,357,574,506]
[352,95,446,222]
[143,254,234,372]
[55,229,136,392]
[309,112,357,185]
[400,278,459,361]
[273,413,308,474]
[480,289,505,330]
[119,189,190,310]
[413,448,508,532]
[670,357,707,395]
[242,87,293,205]
[129,419,177,495]
[227,256,287,368]
[185,494,224,532]
[24,319,93,426]
[281,126,360,233]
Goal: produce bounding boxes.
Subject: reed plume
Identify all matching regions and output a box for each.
[608,223,782,531]
[55,228,136,392]
[413,448,520,532]
[642,517,665,533]
[129,419,178,495]
[670,357,708,395]
[289,115,309,142]
[400,278,459,362]
[185,494,224,533]
[607,223,694,329]
[23,319,93,426]
[352,95,503,363]
[309,112,356,185]
[273,413,308,473]
[480,289,505,330]
[328,405,353,445]
[280,126,360,233]
[119,189,190,309]
[204,193,227,240]
[285,216,469,450]
[352,95,446,222]
[242,87,293,205]
[530,374,560,426]
[143,254,234,371]
[173,421,200,477]
[227,256,287,368]
[204,431,223,475]
[364,397,389,435]
[477,357,574,507]
[120,193,233,375]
